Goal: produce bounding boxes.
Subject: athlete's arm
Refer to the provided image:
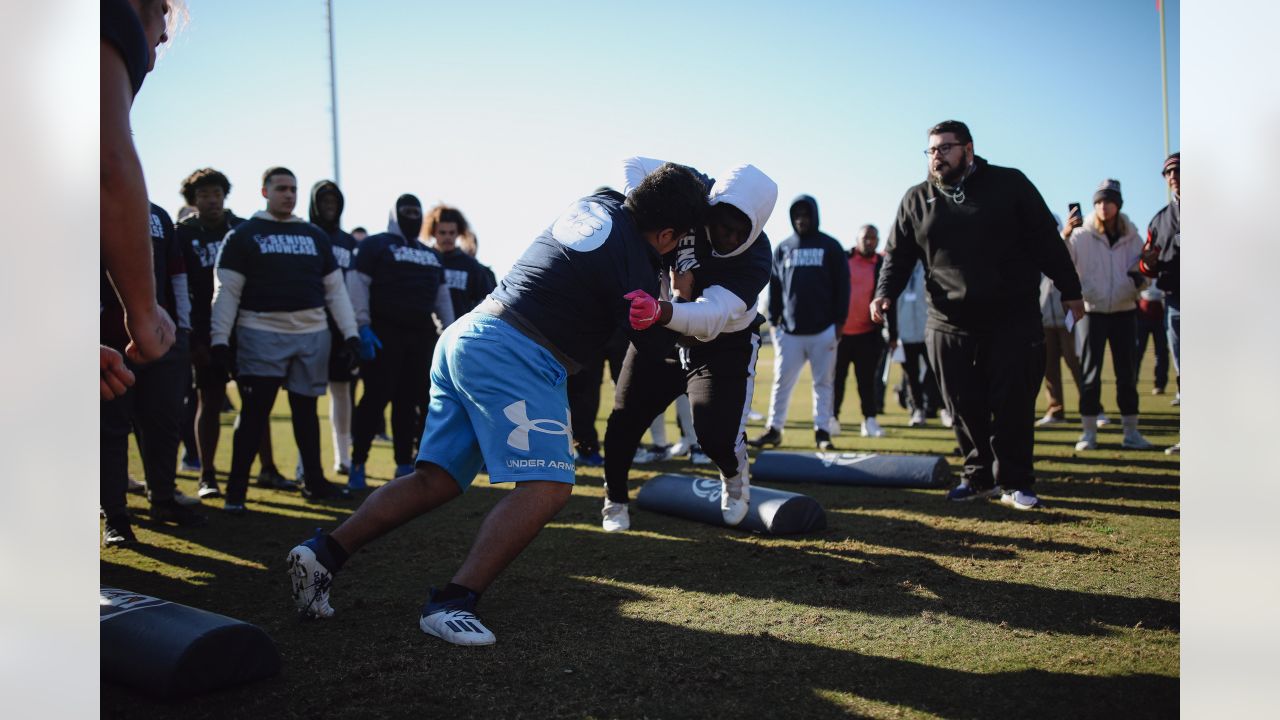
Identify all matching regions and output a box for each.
[101,41,173,363]
[433,283,456,328]
[662,285,748,341]
[346,271,373,326]
[322,269,359,339]
[209,268,246,346]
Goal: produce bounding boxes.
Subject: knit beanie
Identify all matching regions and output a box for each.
[1092,179,1123,208]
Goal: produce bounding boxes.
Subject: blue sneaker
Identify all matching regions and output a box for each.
[180,454,201,473]
[999,489,1043,510]
[578,451,604,467]
[347,463,367,491]
[419,589,496,646]
[287,529,338,619]
[395,463,415,478]
[946,482,999,502]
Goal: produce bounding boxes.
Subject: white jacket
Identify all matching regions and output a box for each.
[620,157,779,341]
[1067,212,1148,314]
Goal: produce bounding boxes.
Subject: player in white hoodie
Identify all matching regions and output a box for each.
[603,159,778,530]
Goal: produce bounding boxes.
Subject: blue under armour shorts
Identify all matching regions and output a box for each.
[416,312,576,489]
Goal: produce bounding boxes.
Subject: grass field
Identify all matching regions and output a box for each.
[101,341,1180,719]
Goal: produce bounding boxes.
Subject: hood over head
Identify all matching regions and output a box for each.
[708,163,778,258]
[789,195,820,236]
[309,179,345,229]
[386,193,423,241]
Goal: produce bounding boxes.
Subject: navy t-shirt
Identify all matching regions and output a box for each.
[354,233,446,329]
[490,190,674,369]
[177,213,242,344]
[101,0,149,97]
[216,217,337,312]
[439,248,490,316]
[327,228,357,274]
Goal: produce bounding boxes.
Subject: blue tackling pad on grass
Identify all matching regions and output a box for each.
[751,451,952,489]
[634,474,826,535]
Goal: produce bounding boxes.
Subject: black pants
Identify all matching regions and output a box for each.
[566,330,628,457]
[833,331,885,420]
[100,334,191,520]
[1134,311,1169,391]
[926,328,1045,492]
[179,372,198,462]
[1078,310,1139,417]
[603,330,760,503]
[352,323,437,467]
[901,341,943,414]
[225,375,327,503]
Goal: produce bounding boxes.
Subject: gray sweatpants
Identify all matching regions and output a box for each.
[764,324,838,432]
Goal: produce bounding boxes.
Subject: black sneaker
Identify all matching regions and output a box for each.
[815,428,836,451]
[102,516,137,547]
[197,479,222,499]
[151,499,208,527]
[302,480,352,502]
[748,427,783,448]
[257,468,299,491]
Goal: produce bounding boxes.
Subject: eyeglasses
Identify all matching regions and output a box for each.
[924,143,965,157]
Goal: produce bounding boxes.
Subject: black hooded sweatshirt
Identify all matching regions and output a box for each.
[309,180,357,274]
[876,156,1082,338]
[767,195,851,334]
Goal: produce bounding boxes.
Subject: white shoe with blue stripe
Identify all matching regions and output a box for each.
[419,589,496,646]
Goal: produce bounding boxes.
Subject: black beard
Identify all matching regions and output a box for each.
[931,160,967,187]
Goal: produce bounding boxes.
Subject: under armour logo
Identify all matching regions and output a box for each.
[817,452,877,468]
[503,400,571,451]
[689,477,721,503]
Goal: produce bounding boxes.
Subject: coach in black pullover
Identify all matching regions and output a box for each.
[873,121,1082,509]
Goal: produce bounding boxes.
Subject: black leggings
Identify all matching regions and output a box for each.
[567,330,628,457]
[603,331,759,503]
[225,376,326,502]
[1078,310,1139,417]
[833,331,885,420]
[351,323,437,466]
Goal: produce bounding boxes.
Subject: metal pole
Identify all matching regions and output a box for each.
[326,0,341,185]
[1158,0,1171,197]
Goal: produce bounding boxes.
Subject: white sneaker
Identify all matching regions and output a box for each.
[690,445,711,465]
[1035,414,1065,427]
[720,464,751,526]
[1096,413,1111,427]
[668,440,693,458]
[633,445,671,464]
[126,476,146,494]
[1165,443,1180,455]
[999,489,1042,510]
[419,593,496,646]
[1122,431,1155,450]
[908,409,926,427]
[1075,434,1098,451]
[826,417,842,436]
[173,490,201,507]
[860,417,885,438]
[748,410,764,421]
[940,409,955,428]
[286,538,336,619]
[601,499,631,533]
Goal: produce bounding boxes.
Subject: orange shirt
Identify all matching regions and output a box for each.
[843,252,880,335]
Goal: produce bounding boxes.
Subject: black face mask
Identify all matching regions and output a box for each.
[395,193,423,240]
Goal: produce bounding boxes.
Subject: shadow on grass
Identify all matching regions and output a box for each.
[821,510,1114,559]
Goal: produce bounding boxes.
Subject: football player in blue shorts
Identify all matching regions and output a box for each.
[288,164,709,645]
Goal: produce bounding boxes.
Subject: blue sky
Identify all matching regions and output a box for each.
[134,0,1179,278]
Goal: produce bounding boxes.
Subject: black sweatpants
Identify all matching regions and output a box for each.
[566,330,627,457]
[926,327,1045,492]
[1078,310,1139,417]
[603,329,760,504]
[1134,310,1169,392]
[352,322,437,467]
[224,375,326,503]
[833,330,885,420]
[100,334,191,520]
[901,342,943,414]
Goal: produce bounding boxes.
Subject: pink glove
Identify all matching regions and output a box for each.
[624,289,660,330]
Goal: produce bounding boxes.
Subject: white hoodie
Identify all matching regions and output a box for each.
[1067,211,1148,314]
[619,157,778,341]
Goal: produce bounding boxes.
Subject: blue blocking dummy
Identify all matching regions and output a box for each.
[634,474,826,535]
[101,586,281,698]
[751,451,951,489]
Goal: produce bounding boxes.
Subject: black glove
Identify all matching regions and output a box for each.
[210,344,236,377]
[338,336,362,371]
